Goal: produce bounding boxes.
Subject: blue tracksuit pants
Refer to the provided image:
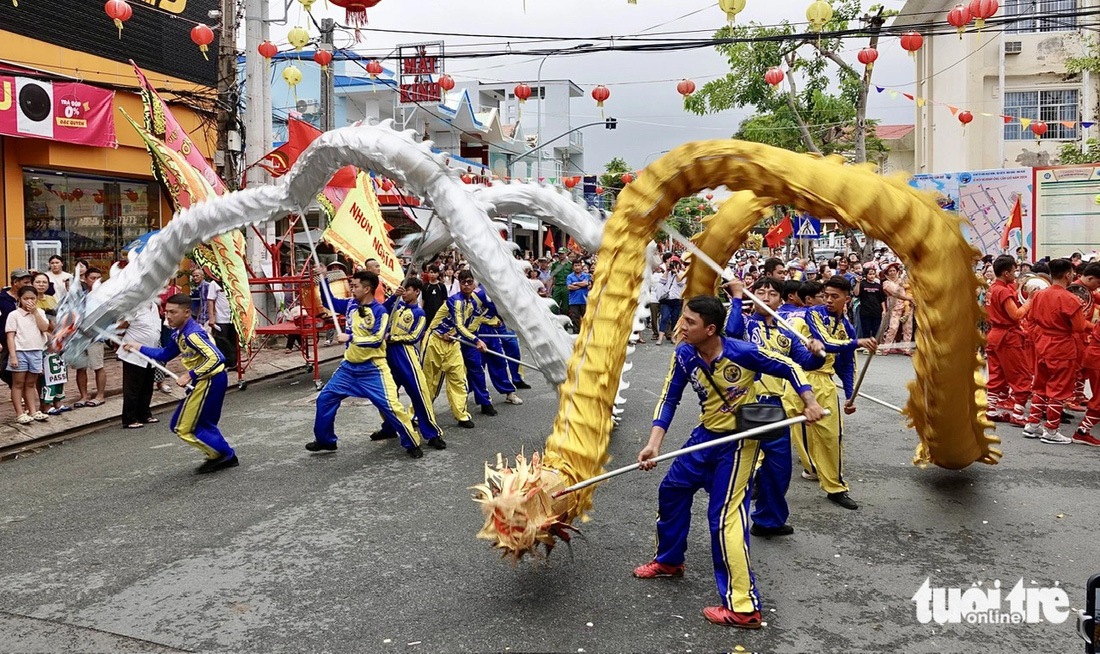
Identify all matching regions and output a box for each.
[481,324,525,384]
[171,371,233,460]
[382,344,442,441]
[750,395,791,529]
[653,424,762,613]
[314,360,419,450]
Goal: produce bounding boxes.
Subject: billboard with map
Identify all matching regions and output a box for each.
[1032,164,1100,261]
[911,168,1033,261]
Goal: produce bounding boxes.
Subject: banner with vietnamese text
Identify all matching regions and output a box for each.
[0,76,116,148]
[323,172,404,290]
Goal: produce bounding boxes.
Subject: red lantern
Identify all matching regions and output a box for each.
[191,24,215,60]
[461,173,473,184]
[857,47,878,67]
[946,4,971,38]
[438,74,455,91]
[330,0,382,41]
[105,0,132,39]
[366,59,383,79]
[621,173,633,184]
[71,188,84,200]
[705,193,714,200]
[900,31,924,56]
[765,66,785,87]
[258,40,278,59]
[595,186,605,195]
[968,0,998,30]
[1031,120,1048,140]
[313,49,333,72]
[591,85,610,107]
[514,83,532,103]
[676,79,696,97]
[698,204,706,211]
[958,110,974,126]
[564,177,578,189]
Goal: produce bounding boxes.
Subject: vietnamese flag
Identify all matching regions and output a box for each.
[1000,195,1022,251]
[765,215,793,248]
[544,229,555,251]
[567,236,578,252]
[260,118,356,188]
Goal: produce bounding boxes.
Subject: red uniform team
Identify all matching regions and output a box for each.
[984,255,1100,446]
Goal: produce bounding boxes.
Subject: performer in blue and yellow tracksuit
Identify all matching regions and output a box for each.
[126,293,237,473]
[377,277,445,448]
[470,285,522,406]
[724,277,823,535]
[787,277,873,510]
[421,270,483,426]
[634,295,825,628]
[307,271,423,457]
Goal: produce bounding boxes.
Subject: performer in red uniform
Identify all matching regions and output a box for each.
[1023,259,1090,444]
[984,255,1031,425]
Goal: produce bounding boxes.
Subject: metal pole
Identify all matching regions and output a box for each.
[94,328,194,392]
[319,18,336,133]
[536,53,550,184]
[456,337,541,372]
[554,413,821,497]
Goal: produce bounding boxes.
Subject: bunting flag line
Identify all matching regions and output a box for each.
[874,84,1097,131]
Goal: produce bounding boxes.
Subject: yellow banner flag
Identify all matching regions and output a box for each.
[323,172,404,291]
[1019,117,1032,129]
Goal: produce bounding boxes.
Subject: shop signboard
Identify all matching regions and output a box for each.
[0,77,117,148]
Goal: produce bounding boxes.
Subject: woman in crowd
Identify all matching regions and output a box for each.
[32,273,69,415]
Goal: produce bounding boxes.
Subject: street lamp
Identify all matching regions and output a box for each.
[536,43,594,183]
[643,149,670,167]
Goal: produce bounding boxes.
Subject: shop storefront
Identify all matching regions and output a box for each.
[0,0,219,276]
[22,169,161,272]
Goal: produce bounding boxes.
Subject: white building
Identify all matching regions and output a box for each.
[896,0,1096,173]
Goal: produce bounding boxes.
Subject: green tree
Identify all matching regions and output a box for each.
[598,156,633,210]
[684,2,894,257]
[1057,139,1100,165]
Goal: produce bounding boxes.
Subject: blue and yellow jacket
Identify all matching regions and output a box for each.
[383,293,427,349]
[471,286,503,329]
[427,291,480,343]
[325,293,389,365]
[140,318,224,382]
[790,305,858,397]
[724,298,822,397]
[652,337,812,433]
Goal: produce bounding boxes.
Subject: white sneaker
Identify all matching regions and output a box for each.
[1022,422,1042,439]
[505,393,523,405]
[801,469,818,481]
[1040,430,1073,445]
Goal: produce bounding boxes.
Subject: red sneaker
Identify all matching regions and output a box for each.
[986,411,1011,423]
[702,606,763,629]
[1009,415,1027,427]
[632,560,684,578]
[1073,430,1100,447]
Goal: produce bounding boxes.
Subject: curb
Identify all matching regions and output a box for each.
[0,351,343,462]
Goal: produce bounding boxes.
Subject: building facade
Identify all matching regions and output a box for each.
[0,0,219,276]
[897,0,1097,173]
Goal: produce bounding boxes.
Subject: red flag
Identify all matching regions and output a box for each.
[260,118,356,188]
[1000,196,1022,251]
[765,215,793,248]
[567,236,578,251]
[544,229,554,250]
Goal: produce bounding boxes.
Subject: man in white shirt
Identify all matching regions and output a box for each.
[118,300,163,428]
[205,276,237,369]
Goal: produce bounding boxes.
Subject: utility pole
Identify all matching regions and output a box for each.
[319,18,336,132]
[215,0,240,186]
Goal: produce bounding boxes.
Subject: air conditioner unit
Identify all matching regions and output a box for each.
[1005,41,1023,55]
[296,98,320,114]
[26,240,62,271]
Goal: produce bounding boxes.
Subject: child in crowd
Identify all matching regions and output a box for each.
[5,286,51,424]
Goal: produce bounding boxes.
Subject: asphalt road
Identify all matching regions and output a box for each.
[1,342,1097,653]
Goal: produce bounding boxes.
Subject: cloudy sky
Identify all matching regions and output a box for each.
[271,0,916,172]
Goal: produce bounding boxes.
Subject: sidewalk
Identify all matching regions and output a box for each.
[0,342,346,456]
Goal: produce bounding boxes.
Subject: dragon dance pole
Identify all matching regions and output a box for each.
[554,412,823,498]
